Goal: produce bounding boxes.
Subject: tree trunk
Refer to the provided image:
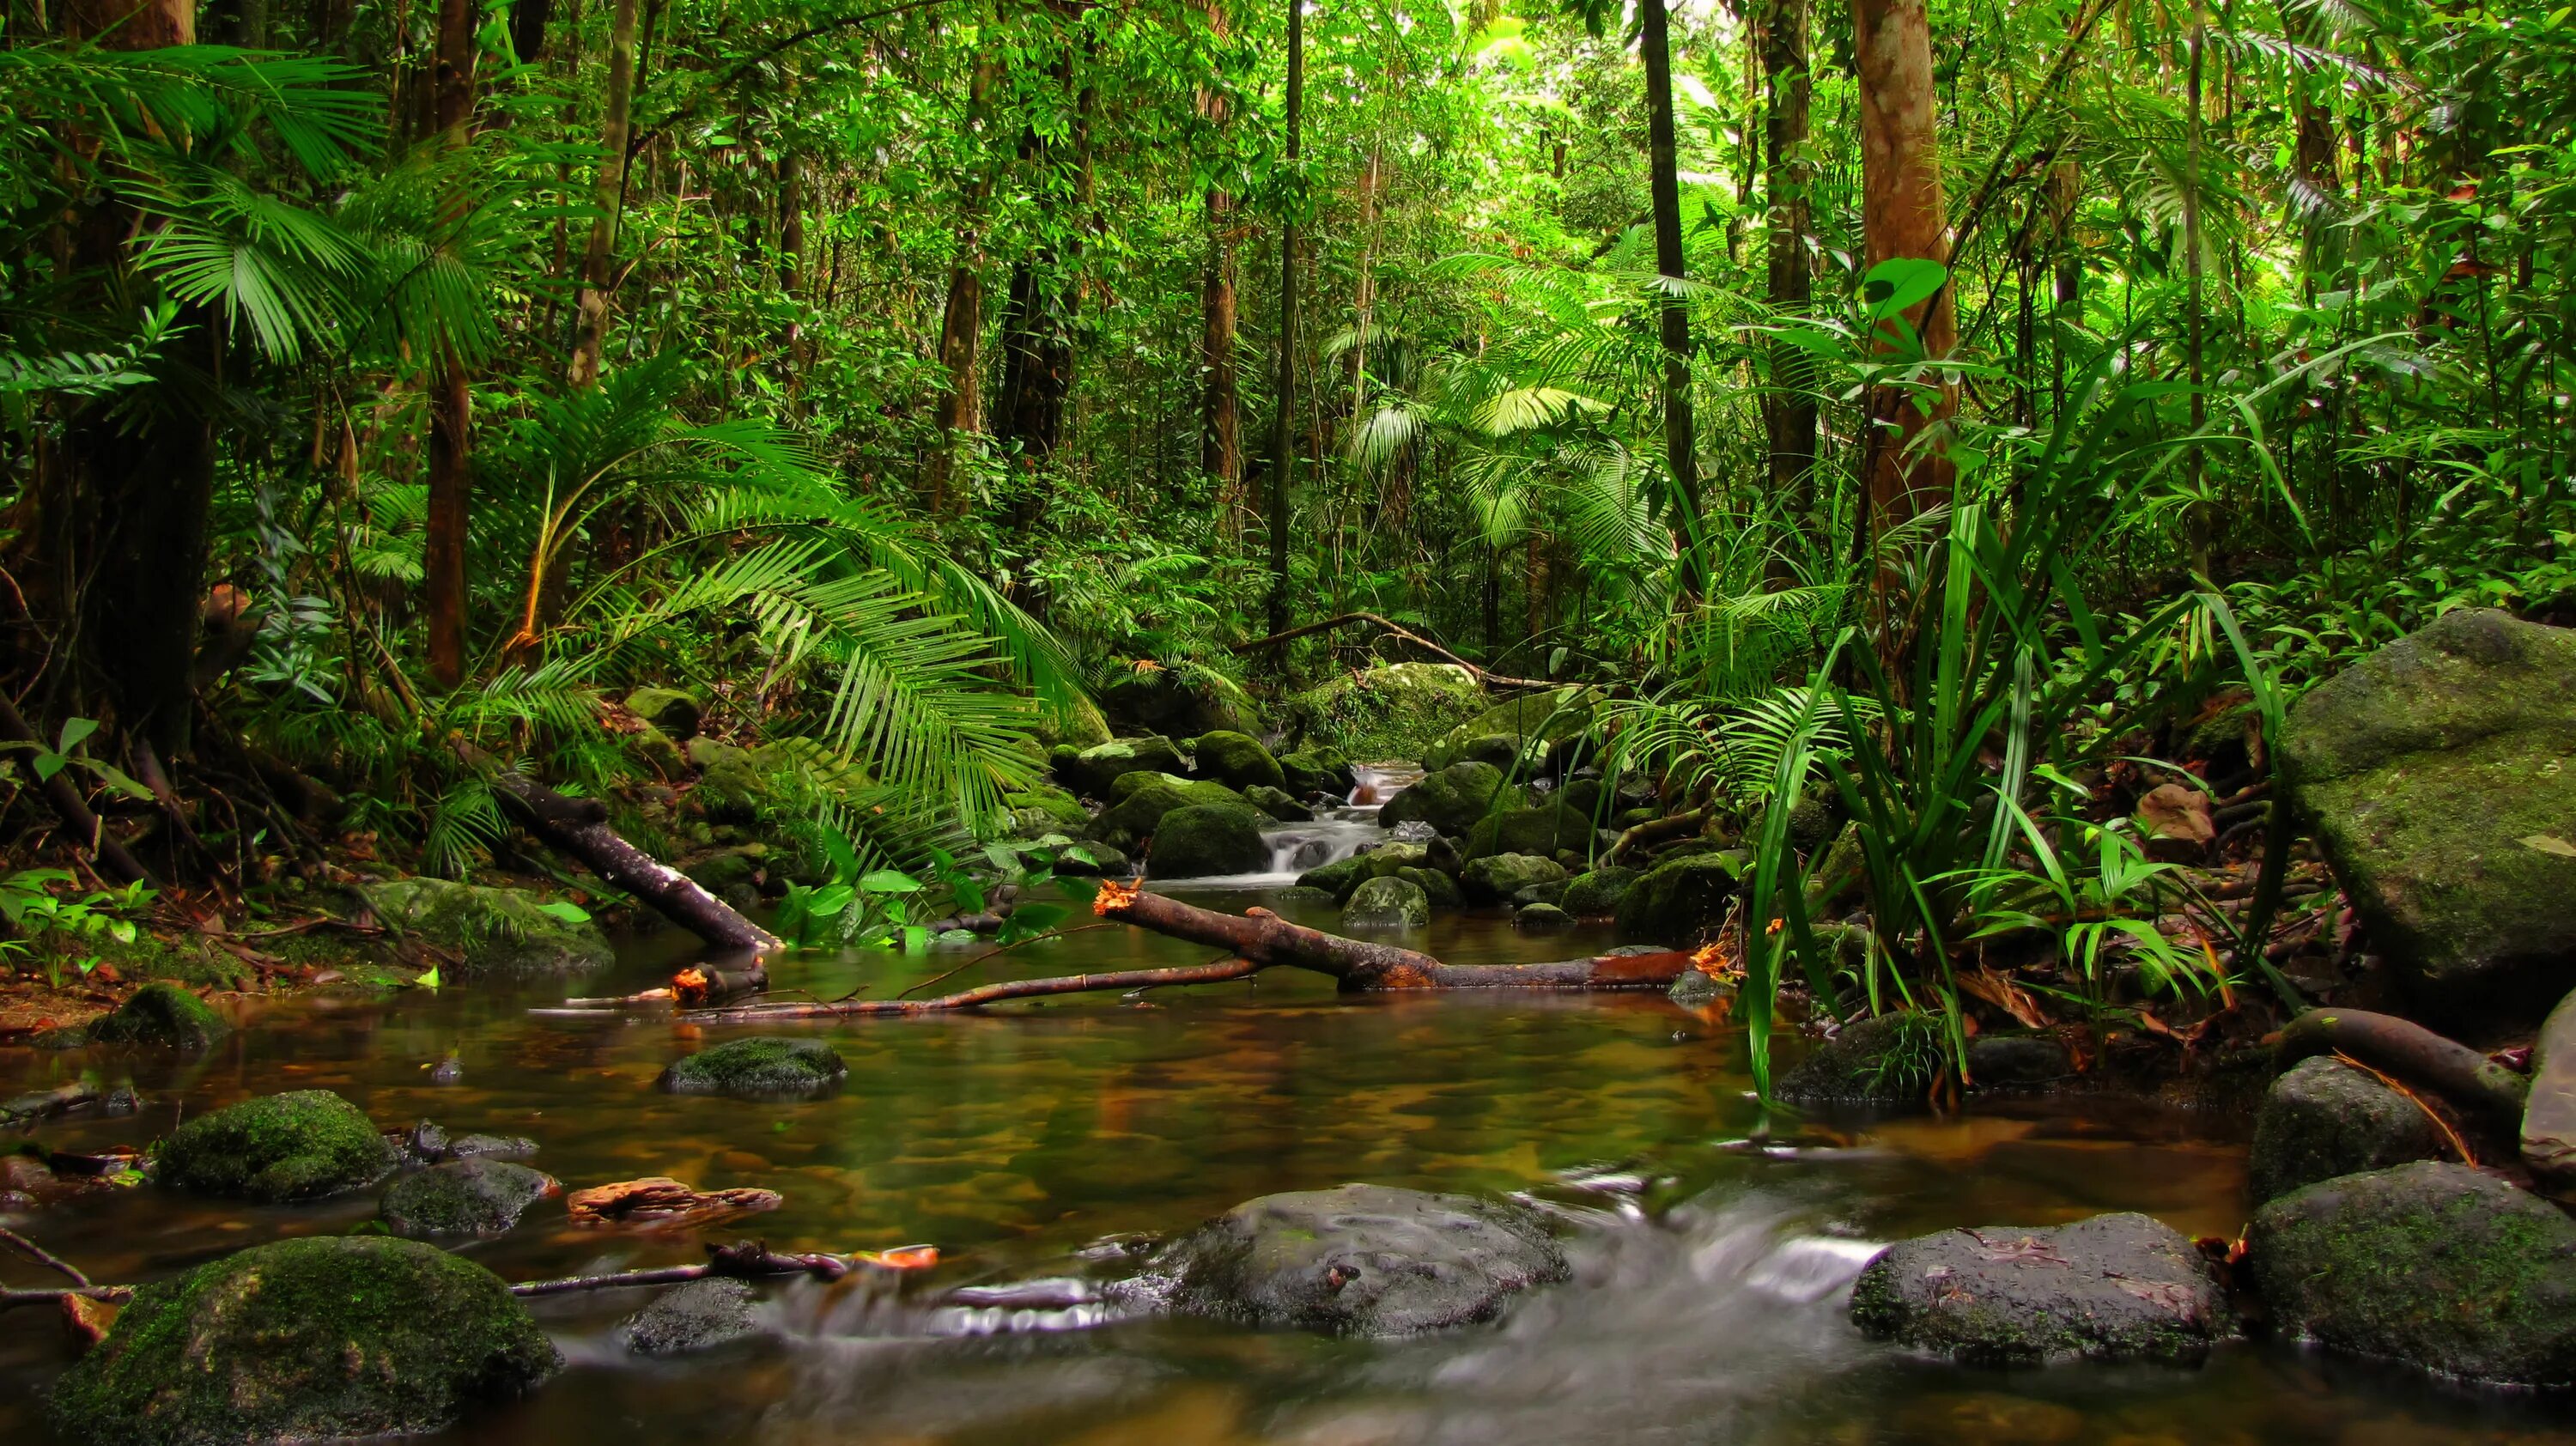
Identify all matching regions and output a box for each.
[2184,21,2209,571]
[1198,0,1244,515]
[1641,0,1701,596]
[1852,0,1955,543]
[997,21,1088,518]
[568,0,639,389]
[927,57,997,517]
[1761,0,1817,526]
[422,0,478,688]
[509,0,550,59]
[1263,0,1304,637]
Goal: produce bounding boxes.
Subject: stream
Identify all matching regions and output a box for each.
[4,785,2573,1443]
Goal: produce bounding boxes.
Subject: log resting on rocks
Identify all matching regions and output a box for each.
[2275,1007,2529,1127]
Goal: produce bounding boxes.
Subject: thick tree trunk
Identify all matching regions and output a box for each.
[1640,0,1701,596]
[1263,0,1303,636]
[997,25,1088,517]
[1852,0,1955,541]
[1761,0,1817,524]
[568,0,639,389]
[422,0,478,687]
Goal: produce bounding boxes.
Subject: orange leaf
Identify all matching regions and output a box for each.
[856,1244,940,1271]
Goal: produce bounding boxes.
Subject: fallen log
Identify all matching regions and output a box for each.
[2277,1007,2530,1127]
[455,739,781,957]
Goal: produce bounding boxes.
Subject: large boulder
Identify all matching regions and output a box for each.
[155,1090,398,1203]
[1850,1213,2234,1365]
[1148,805,1271,878]
[1243,784,1312,822]
[623,686,702,738]
[1285,663,1486,762]
[2524,988,2576,1191]
[2249,1056,2445,1205]
[1189,730,1286,792]
[1098,668,1261,739]
[1279,746,1356,800]
[1001,783,1091,838]
[2277,608,2576,1022]
[1423,687,1598,772]
[659,1037,848,1098]
[86,982,228,1049]
[48,1236,558,1445]
[1613,853,1741,945]
[1464,801,1595,861]
[1151,1183,1566,1335]
[1095,774,1254,843]
[361,878,614,977]
[1378,761,1515,837]
[623,1278,761,1355]
[381,1159,560,1236]
[1459,853,1567,905]
[2247,1161,2576,1385]
[1560,866,1642,918]
[1341,875,1431,929]
[1056,735,1189,799]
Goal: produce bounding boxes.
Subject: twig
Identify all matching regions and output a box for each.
[2332,1050,2477,1168]
[886,922,1115,1001]
[686,957,1273,1022]
[0,1226,91,1286]
[509,1241,855,1297]
[1229,611,1555,690]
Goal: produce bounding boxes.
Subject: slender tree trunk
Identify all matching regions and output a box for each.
[568,0,639,389]
[509,0,550,58]
[1641,0,1702,597]
[2184,21,2210,571]
[1264,0,1303,636]
[2047,155,2081,417]
[1761,0,1817,527]
[1197,0,1244,521]
[998,12,1089,519]
[1346,139,1383,420]
[1852,0,1955,545]
[928,56,997,517]
[422,0,478,688]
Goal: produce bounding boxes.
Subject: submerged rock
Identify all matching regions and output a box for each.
[155,1090,398,1202]
[2277,608,2576,1022]
[623,1278,762,1355]
[659,1037,848,1099]
[1850,1213,2234,1365]
[2249,1056,2445,1205]
[1154,1183,1566,1335]
[48,1235,558,1446]
[1147,804,1270,878]
[1190,729,1286,792]
[85,982,228,1049]
[362,877,614,977]
[2248,1160,2576,1385]
[1342,875,1431,930]
[1378,760,1515,837]
[1516,902,1574,929]
[381,1159,559,1236]
[1613,852,1740,946]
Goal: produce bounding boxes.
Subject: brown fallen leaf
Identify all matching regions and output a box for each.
[565,1176,782,1230]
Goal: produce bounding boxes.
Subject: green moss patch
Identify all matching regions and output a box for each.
[154,1090,398,1202]
[85,982,228,1049]
[659,1036,848,1098]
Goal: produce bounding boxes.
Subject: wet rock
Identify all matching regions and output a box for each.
[2135,783,2216,861]
[1243,784,1313,822]
[362,878,615,977]
[1511,879,1568,908]
[1284,663,1485,763]
[1777,1013,1946,1104]
[1002,783,1092,838]
[1668,965,1731,1008]
[429,1057,465,1084]
[1423,687,1598,772]
[659,1037,848,1099]
[623,686,703,738]
[1613,853,1741,946]
[1147,804,1270,878]
[1463,801,1595,862]
[1378,761,1516,836]
[1056,735,1189,798]
[1279,745,1356,799]
[1395,866,1461,908]
[1358,840,1436,878]
[1342,876,1431,930]
[1095,773,1255,843]
[155,1090,398,1202]
[2526,989,2576,1191]
[1297,854,1370,902]
[1964,1035,2075,1091]
[84,982,228,1048]
[2248,1160,2576,1385]
[1460,852,1567,905]
[2277,608,2576,1022]
[382,1158,560,1236]
[1560,865,1640,918]
[1190,729,1287,792]
[48,1235,557,1445]
[1849,1212,2234,1365]
[623,1278,761,1355]
[2249,1056,2445,1205]
[1154,1183,1567,1335]
[447,1133,540,1161]
[1516,902,1574,929]
[402,1120,452,1163]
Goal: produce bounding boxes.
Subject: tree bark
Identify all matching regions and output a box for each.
[1198,0,1244,513]
[1263,0,1303,637]
[1640,0,1702,596]
[567,0,639,389]
[1761,0,1817,525]
[422,0,478,688]
[1852,0,1955,542]
[996,19,1090,513]
[927,56,998,517]
[2277,1008,2530,1127]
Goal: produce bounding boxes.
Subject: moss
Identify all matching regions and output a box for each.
[1560,866,1641,918]
[1612,852,1741,945]
[1283,663,1485,763]
[1189,729,1286,791]
[1342,875,1431,928]
[1146,804,1271,878]
[1378,761,1516,837]
[1777,1012,1946,1103]
[47,1235,558,1446]
[362,878,614,977]
[154,1090,397,1202]
[622,686,702,738]
[1423,686,1599,771]
[1296,854,1370,902]
[1279,746,1355,799]
[659,1036,848,1098]
[1463,801,1597,861]
[1096,775,1258,844]
[1002,783,1092,835]
[1058,736,1189,798]
[85,982,228,1049]
[1459,853,1566,904]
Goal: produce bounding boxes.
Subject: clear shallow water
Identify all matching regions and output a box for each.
[3,884,2571,1445]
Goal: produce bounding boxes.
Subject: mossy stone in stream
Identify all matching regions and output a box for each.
[1776,1013,1947,1105]
[1242,784,1312,822]
[86,982,228,1048]
[1057,735,1189,798]
[1423,686,1598,771]
[1559,866,1641,918]
[1296,854,1370,902]
[1279,746,1356,799]
[2247,1056,2445,1205]
[381,1159,560,1236]
[1849,1212,2234,1365]
[1284,663,1485,763]
[1459,852,1565,904]
[1395,866,1461,907]
[47,1235,558,1446]
[659,1036,848,1099]
[1516,902,1574,929]
[623,1278,761,1355]
[155,1090,398,1202]
[1189,729,1287,791]
[1096,775,1257,845]
[1002,783,1092,837]
[361,878,614,977]
[1464,801,1596,862]
[1341,875,1431,929]
[1613,852,1741,946]
[1378,761,1516,836]
[1147,804,1271,878]
[2247,1161,2576,1385]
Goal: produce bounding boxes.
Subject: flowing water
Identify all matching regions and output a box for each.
[5,868,2573,1444]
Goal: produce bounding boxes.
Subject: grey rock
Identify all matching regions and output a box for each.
[1342,875,1431,930]
[2523,987,2576,1190]
[2249,1056,2444,1205]
[623,1278,762,1355]
[381,1158,559,1236]
[1965,1035,2075,1091]
[1850,1212,2235,1365]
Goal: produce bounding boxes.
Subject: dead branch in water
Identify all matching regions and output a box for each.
[683,957,1271,1022]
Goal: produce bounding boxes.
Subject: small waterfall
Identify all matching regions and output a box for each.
[1157,762,1420,888]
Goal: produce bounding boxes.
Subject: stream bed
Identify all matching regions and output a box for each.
[4,878,2573,1445]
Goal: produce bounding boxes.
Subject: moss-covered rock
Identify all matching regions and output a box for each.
[1283,663,1486,763]
[1279,746,1356,799]
[2248,1161,2576,1384]
[1148,804,1271,878]
[1613,852,1740,945]
[1003,783,1093,838]
[2249,1056,2445,1205]
[1850,1213,2234,1365]
[1460,853,1567,905]
[2278,608,2576,1022]
[659,1036,848,1099]
[86,982,228,1049]
[1378,760,1516,837]
[362,878,614,977]
[1099,668,1261,738]
[1342,875,1431,929]
[680,849,767,910]
[1189,729,1286,791]
[1560,866,1641,919]
[1464,801,1596,862]
[1396,865,1461,907]
[49,1235,558,1445]
[1423,686,1598,771]
[1358,840,1434,878]
[1055,735,1190,798]
[623,686,703,738]
[1776,1012,1947,1104]
[1296,854,1370,902]
[1035,695,1114,750]
[155,1090,397,1202]
[1516,902,1574,929]
[1242,784,1313,822]
[381,1159,560,1236]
